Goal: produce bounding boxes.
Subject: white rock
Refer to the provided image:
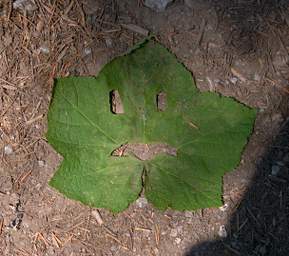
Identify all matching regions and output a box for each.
[136,197,148,208]
[219,203,229,212]
[38,160,45,167]
[144,0,174,12]
[84,47,92,56]
[4,145,13,155]
[110,245,117,252]
[254,73,261,81]
[175,237,182,244]
[229,77,238,84]
[39,45,50,54]
[271,165,280,176]
[13,0,37,13]
[218,225,227,238]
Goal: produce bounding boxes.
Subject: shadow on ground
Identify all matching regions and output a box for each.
[185,0,289,54]
[186,119,289,255]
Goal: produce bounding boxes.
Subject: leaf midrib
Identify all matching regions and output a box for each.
[59,89,118,144]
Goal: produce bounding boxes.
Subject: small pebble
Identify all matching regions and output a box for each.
[276,161,284,166]
[219,203,229,212]
[229,77,238,84]
[144,0,174,12]
[184,211,194,218]
[136,197,148,208]
[4,145,13,155]
[175,237,182,244]
[170,228,178,237]
[39,45,50,54]
[254,73,261,81]
[84,47,92,56]
[13,0,37,13]
[38,160,45,167]
[259,245,267,255]
[271,165,280,176]
[218,225,227,238]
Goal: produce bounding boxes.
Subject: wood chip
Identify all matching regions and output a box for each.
[91,210,103,226]
[135,227,151,232]
[25,114,44,125]
[121,23,149,36]
[154,224,160,247]
[0,218,4,235]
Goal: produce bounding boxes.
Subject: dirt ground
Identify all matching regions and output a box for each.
[1,0,289,255]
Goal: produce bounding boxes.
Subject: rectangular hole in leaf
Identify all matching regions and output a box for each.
[110,90,124,114]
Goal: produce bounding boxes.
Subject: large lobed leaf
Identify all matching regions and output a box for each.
[47,41,256,212]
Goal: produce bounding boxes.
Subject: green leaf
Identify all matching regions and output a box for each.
[47,41,256,212]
